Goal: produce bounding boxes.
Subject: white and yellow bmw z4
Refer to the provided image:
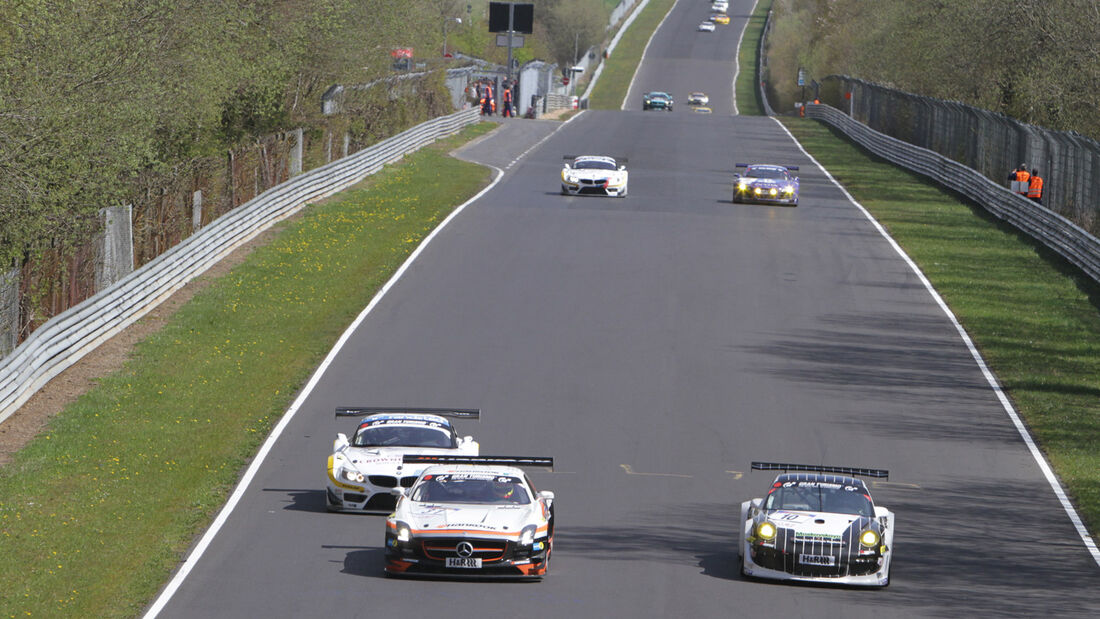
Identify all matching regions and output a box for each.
[561,155,628,198]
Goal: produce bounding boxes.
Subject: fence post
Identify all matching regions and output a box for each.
[0,267,18,357]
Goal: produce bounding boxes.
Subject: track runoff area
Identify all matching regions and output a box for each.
[147,1,1099,617]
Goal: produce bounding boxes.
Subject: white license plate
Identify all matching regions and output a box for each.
[798,554,835,566]
[445,557,482,569]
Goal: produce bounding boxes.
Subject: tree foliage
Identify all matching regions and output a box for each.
[765,0,1100,139]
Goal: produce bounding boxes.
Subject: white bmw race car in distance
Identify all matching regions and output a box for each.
[326,407,480,514]
[740,462,894,587]
[561,155,628,197]
[385,455,556,579]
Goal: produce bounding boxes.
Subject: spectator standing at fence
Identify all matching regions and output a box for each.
[502,86,513,117]
[1008,164,1030,195]
[1028,169,1043,204]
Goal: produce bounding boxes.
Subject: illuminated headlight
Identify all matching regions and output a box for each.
[397,523,412,543]
[859,529,880,548]
[753,187,762,195]
[768,188,778,196]
[519,526,536,546]
[783,185,795,194]
[737,182,748,192]
[343,470,365,483]
[755,521,777,541]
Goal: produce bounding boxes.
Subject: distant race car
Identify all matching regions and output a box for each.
[733,163,800,206]
[561,155,629,197]
[385,455,556,579]
[687,92,709,105]
[326,407,480,513]
[712,14,731,25]
[698,21,716,32]
[711,0,729,12]
[642,91,674,111]
[739,462,894,587]
[693,106,713,114]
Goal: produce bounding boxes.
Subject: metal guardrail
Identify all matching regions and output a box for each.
[806,103,1100,285]
[0,107,481,425]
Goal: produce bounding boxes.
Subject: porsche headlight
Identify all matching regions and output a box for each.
[859,529,880,548]
[737,182,748,192]
[783,185,795,194]
[397,523,412,543]
[755,521,777,541]
[768,187,778,196]
[343,470,365,483]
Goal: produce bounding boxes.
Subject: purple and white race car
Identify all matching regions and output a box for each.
[733,163,800,206]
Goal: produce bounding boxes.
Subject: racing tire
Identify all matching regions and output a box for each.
[561,186,568,195]
[739,549,749,578]
[619,186,628,198]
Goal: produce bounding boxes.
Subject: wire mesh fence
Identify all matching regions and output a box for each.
[821,76,1100,236]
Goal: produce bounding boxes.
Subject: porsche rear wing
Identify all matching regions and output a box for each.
[403,455,554,468]
[563,155,628,163]
[734,163,799,170]
[751,461,888,479]
[335,407,480,420]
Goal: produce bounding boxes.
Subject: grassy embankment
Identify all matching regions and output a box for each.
[779,118,1100,540]
[0,122,497,618]
[734,0,773,116]
[586,0,677,109]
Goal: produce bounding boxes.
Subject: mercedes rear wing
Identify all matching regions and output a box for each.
[335,407,480,420]
[403,455,553,468]
[751,461,888,479]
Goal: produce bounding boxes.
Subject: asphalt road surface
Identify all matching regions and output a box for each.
[150,1,1099,617]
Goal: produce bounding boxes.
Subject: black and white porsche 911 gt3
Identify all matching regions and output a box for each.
[739,462,894,587]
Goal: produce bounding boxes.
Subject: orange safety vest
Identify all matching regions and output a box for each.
[503,89,512,102]
[1028,175,1043,198]
[1016,169,1030,184]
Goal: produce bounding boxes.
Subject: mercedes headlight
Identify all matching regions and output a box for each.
[343,470,365,483]
[519,525,536,546]
[859,529,880,548]
[755,521,777,541]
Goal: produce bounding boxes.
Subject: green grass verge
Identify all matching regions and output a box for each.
[734,0,773,116]
[0,121,497,618]
[586,0,677,110]
[781,117,1100,540]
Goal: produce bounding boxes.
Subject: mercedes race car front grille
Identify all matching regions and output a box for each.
[422,538,507,563]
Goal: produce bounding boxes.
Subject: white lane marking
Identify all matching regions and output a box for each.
[872,481,921,490]
[772,117,1100,567]
[143,165,508,618]
[504,112,586,170]
[622,0,682,111]
[620,464,692,478]
[730,0,760,116]
[726,470,744,480]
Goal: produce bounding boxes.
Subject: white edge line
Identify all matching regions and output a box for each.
[730,0,760,116]
[621,0,682,111]
[505,111,586,170]
[143,164,508,618]
[770,117,1100,567]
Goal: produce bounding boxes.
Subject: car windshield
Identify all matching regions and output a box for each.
[648,93,669,100]
[765,482,873,517]
[353,425,455,448]
[574,159,616,170]
[411,474,531,505]
[748,167,790,180]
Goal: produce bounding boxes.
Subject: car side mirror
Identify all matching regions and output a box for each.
[563,163,571,170]
[750,497,763,510]
[334,433,349,450]
[619,165,626,171]
[538,490,555,502]
[462,435,474,444]
[733,173,741,180]
[390,487,407,497]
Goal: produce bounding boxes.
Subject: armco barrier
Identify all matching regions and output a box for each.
[805,103,1100,285]
[0,108,481,425]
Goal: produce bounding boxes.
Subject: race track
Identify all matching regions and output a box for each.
[150,1,1099,617]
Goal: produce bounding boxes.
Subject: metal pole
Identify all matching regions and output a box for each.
[506,4,515,84]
